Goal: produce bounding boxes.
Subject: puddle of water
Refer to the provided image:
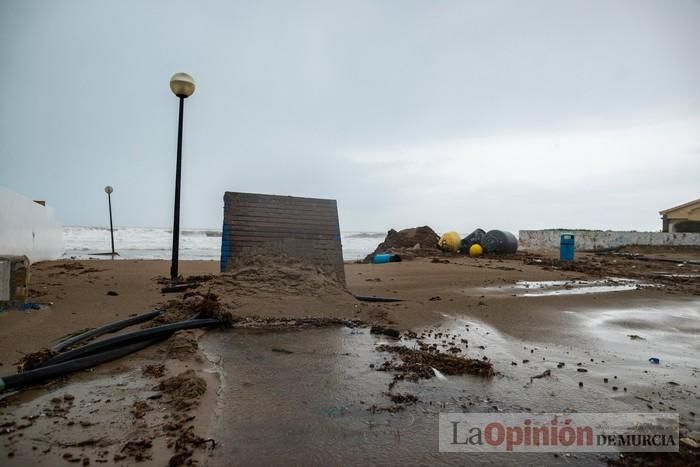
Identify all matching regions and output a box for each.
[0,367,163,466]
[579,300,700,363]
[201,327,612,466]
[650,273,700,279]
[496,278,644,297]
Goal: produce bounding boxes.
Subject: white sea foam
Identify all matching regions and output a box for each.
[63,226,382,261]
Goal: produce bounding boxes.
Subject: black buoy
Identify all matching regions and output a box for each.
[482,230,518,255]
[459,228,486,254]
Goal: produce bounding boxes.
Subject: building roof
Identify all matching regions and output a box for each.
[659,198,700,215]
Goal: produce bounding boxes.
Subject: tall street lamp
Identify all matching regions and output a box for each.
[169,72,196,282]
[104,186,115,257]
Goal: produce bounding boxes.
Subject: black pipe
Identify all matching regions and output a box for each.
[41,318,221,368]
[0,337,165,392]
[53,310,162,353]
[353,295,403,303]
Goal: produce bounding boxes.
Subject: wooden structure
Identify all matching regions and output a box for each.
[220,192,345,283]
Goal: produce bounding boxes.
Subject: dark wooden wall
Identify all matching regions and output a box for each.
[220,192,345,283]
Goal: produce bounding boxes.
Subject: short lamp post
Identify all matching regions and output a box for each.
[104,186,115,257]
[169,72,196,282]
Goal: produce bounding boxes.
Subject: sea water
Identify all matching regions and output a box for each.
[63,226,383,262]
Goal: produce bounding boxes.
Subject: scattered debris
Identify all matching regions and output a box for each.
[376,344,494,382]
[530,369,551,382]
[142,364,166,378]
[120,438,152,462]
[432,367,448,380]
[368,404,404,414]
[231,316,365,329]
[386,393,419,404]
[522,248,700,295]
[15,348,56,372]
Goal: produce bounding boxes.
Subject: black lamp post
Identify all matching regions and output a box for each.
[104,185,115,256]
[169,72,196,282]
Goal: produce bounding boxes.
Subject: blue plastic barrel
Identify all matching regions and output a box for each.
[560,234,575,261]
[372,253,402,264]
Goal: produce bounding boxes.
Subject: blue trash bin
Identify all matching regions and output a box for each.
[560,234,575,261]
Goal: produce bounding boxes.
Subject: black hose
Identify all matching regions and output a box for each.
[39,319,221,368]
[353,295,403,303]
[52,310,162,353]
[0,337,165,392]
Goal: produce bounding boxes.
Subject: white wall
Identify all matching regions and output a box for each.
[0,187,64,262]
[519,229,700,251]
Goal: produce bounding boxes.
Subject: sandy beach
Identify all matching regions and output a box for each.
[0,249,698,465]
[3,2,700,465]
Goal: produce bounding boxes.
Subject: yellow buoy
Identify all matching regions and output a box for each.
[438,231,461,253]
[469,243,484,257]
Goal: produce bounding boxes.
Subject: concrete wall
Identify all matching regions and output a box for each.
[0,187,63,262]
[519,229,700,251]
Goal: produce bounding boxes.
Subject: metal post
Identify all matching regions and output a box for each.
[107,192,115,256]
[170,96,185,281]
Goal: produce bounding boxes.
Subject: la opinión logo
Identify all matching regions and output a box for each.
[439,413,678,453]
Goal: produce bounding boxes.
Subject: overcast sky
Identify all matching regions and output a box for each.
[1,0,698,234]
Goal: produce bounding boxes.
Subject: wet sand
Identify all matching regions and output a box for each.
[0,254,698,465]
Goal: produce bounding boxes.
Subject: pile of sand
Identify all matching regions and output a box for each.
[165,330,201,361]
[190,254,359,320]
[364,226,441,262]
[150,292,221,327]
[156,369,207,411]
[214,254,346,295]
